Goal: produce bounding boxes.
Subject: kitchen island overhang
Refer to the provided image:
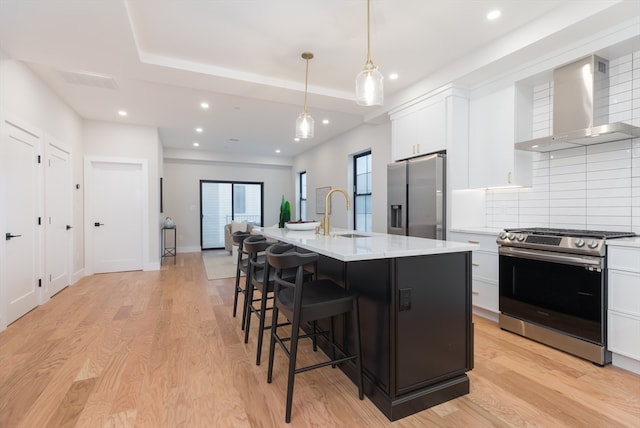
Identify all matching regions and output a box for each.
[254,227,478,421]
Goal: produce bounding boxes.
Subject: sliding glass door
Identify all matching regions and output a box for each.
[200,180,263,250]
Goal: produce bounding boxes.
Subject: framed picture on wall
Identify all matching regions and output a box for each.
[316,186,331,214]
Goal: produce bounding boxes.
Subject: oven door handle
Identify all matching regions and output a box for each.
[499,246,603,269]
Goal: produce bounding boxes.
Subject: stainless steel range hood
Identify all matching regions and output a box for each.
[516,55,640,152]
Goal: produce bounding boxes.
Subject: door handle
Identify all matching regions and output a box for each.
[66,225,73,230]
[5,233,22,240]
[94,222,104,227]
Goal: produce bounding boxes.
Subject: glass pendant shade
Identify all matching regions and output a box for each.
[356,62,384,106]
[296,112,314,139]
[296,52,315,139]
[356,0,383,106]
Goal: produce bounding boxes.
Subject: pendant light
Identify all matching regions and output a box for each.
[355,0,383,106]
[296,52,314,139]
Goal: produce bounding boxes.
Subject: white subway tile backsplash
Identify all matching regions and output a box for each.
[586,177,632,189]
[609,80,633,95]
[550,217,587,229]
[609,71,633,87]
[549,198,586,207]
[551,208,587,219]
[550,164,586,176]
[518,191,549,202]
[587,187,632,198]
[483,52,640,231]
[586,207,632,217]
[549,189,587,200]
[549,181,586,192]
[586,217,632,229]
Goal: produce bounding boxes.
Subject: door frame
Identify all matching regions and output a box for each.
[83,156,149,275]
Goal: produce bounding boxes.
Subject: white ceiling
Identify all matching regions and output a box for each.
[0,0,636,159]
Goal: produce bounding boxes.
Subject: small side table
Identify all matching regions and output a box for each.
[162,226,177,263]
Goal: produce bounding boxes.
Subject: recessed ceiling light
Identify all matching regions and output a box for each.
[200,102,209,109]
[487,10,501,20]
[118,110,127,116]
[193,142,200,147]
[389,73,399,80]
[275,149,281,153]
[196,127,203,133]
[294,137,300,142]
[322,119,330,125]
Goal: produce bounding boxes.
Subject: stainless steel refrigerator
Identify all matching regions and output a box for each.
[387,153,446,240]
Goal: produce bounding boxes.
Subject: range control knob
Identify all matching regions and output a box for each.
[575,239,585,248]
[588,240,599,249]
[508,233,516,240]
[499,232,508,240]
[517,234,526,241]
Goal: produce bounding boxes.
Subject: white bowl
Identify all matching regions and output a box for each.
[285,221,320,231]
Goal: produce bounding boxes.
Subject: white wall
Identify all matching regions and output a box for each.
[83,120,162,267]
[163,159,292,252]
[0,54,85,277]
[292,123,391,233]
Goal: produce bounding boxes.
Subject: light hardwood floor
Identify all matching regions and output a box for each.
[1,252,638,427]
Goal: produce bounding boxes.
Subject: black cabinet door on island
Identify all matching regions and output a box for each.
[316,251,473,421]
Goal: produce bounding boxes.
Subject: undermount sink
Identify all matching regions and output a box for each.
[333,233,371,238]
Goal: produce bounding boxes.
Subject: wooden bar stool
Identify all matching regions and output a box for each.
[265,243,363,423]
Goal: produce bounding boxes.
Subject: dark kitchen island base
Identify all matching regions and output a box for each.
[314,251,474,421]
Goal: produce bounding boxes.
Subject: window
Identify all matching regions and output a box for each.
[299,171,307,221]
[353,151,372,232]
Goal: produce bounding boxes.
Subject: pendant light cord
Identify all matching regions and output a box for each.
[366,0,372,65]
[304,58,309,114]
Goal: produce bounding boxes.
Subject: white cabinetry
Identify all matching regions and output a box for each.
[607,242,640,375]
[390,86,470,163]
[468,84,532,188]
[391,96,446,160]
[448,231,499,318]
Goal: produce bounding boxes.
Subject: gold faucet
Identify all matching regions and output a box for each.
[322,188,351,236]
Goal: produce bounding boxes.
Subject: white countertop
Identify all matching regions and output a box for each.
[606,236,640,248]
[254,227,478,262]
[449,227,503,236]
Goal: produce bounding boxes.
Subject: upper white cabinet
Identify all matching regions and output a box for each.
[390,92,447,161]
[468,84,532,188]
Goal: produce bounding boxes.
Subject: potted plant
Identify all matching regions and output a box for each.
[279,195,291,228]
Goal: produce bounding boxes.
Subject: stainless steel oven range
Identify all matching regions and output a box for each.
[496,227,636,365]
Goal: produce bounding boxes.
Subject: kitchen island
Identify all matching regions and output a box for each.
[255,227,477,421]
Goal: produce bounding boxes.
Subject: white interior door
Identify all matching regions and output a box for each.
[85,158,144,274]
[1,117,42,325]
[45,141,72,297]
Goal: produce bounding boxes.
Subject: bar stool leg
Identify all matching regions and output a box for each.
[285,313,302,423]
[243,281,255,344]
[267,303,279,384]
[353,299,364,399]
[256,284,270,365]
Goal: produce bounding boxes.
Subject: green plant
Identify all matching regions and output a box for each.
[279,195,291,228]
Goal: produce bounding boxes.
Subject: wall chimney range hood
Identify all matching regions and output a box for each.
[515,55,640,152]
